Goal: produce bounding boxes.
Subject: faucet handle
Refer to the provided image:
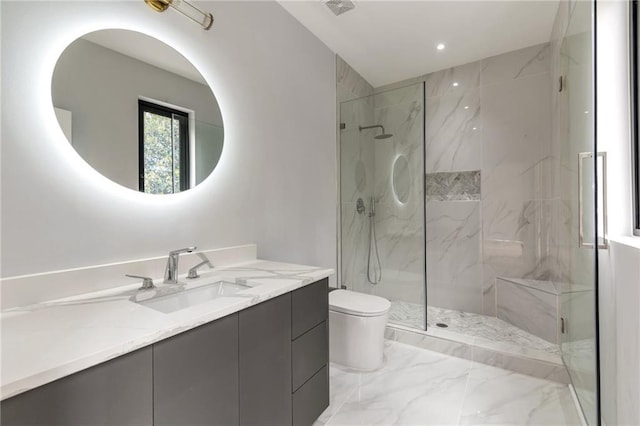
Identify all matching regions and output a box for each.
[187,254,213,279]
[126,274,155,290]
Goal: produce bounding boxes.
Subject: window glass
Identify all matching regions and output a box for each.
[139,100,189,194]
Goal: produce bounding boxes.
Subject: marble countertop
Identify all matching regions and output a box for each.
[1,260,333,401]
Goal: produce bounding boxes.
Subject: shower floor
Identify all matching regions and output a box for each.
[388,301,561,361]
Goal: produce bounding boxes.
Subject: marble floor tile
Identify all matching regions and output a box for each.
[458,363,581,425]
[325,342,472,425]
[317,342,580,426]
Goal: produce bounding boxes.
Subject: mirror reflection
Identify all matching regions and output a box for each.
[392,155,410,204]
[51,29,223,194]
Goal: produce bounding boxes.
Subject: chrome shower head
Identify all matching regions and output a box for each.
[359,124,393,140]
[375,133,393,140]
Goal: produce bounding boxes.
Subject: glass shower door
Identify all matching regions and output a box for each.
[559,1,600,424]
[339,83,426,330]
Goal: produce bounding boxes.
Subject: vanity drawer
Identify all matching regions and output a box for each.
[292,365,329,426]
[292,321,328,391]
[292,278,328,339]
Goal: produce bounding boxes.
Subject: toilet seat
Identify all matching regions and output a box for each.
[329,290,391,317]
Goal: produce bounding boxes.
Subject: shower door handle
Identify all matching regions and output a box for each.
[578,151,608,249]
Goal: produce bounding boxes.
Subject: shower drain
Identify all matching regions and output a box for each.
[435,323,449,328]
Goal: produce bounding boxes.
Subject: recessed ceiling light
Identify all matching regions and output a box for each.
[437,43,445,51]
[464,105,469,110]
[472,127,477,130]
[453,82,459,87]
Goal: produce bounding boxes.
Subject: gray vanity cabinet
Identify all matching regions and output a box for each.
[239,292,293,426]
[0,347,153,426]
[1,278,329,426]
[153,312,239,426]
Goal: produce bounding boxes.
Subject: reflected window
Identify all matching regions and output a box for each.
[138,100,189,194]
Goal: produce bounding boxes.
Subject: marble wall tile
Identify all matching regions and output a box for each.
[340,202,369,293]
[481,43,550,87]
[369,83,425,304]
[481,73,551,203]
[425,60,482,98]
[336,55,373,103]
[374,75,425,95]
[496,278,560,344]
[560,288,594,342]
[425,171,480,201]
[426,200,482,314]
[425,90,481,172]
[482,200,537,270]
[374,82,424,110]
[339,127,374,203]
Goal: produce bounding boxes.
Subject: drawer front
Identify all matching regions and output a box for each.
[292,278,328,339]
[292,365,329,426]
[292,321,328,391]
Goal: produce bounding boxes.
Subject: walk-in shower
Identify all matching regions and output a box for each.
[339,11,600,419]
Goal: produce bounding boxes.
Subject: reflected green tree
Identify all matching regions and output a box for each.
[143,113,182,194]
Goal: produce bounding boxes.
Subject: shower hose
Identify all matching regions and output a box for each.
[367,197,382,284]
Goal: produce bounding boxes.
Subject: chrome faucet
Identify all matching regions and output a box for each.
[164,247,196,284]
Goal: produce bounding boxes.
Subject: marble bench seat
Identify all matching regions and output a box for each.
[496,277,590,344]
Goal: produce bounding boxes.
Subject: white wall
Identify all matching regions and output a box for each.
[596,1,640,425]
[0,1,337,280]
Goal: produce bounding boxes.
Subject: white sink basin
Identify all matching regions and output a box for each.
[139,281,250,314]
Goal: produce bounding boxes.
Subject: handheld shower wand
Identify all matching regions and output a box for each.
[367,197,383,284]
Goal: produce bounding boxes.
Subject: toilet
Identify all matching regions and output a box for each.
[328,289,391,371]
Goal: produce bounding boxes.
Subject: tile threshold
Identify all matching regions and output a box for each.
[385,324,570,384]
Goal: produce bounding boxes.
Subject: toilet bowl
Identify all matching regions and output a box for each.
[328,289,391,371]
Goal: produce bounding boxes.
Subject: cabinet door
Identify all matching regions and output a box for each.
[239,293,292,426]
[292,278,328,339]
[1,347,153,426]
[153,313,239,426]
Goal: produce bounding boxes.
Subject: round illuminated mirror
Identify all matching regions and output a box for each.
[51,29,223,194]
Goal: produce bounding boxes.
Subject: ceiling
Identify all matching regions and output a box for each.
[278,0,560,88]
